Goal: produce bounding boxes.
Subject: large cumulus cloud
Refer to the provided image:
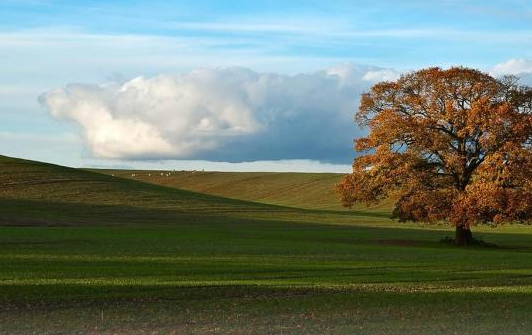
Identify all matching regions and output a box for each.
[39,64,399,163]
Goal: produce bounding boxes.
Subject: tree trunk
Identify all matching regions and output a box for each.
[455,225,473,246]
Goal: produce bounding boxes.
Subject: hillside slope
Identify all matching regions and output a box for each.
[0,155,283,225]
[95,170,394,212]
[0,155,389,226]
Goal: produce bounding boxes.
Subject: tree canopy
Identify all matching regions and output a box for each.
[337,67,532,245]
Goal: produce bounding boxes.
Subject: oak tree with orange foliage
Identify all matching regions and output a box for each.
[337,67,532,245]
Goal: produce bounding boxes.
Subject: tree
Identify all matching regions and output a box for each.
[337,67,532,245]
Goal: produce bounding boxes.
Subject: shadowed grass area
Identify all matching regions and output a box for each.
[2,154,532,334]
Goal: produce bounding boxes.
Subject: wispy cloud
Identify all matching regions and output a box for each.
[165,19,532,42]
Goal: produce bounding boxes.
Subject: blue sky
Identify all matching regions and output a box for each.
[1,0,532,171]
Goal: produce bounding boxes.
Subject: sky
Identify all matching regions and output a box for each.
[2,0,532,172]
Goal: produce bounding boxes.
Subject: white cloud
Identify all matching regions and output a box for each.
[0,132,351,172]
[490,58,532,85]
[39,64,400,163]
[362,69,401,82]
[491,58,532,76]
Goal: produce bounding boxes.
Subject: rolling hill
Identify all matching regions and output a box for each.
[0,155,389,227]
[0,155,280,226]
[94,169,394,212]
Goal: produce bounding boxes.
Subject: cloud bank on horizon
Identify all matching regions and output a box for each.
[40,64,400,163]
[40,60,532,164]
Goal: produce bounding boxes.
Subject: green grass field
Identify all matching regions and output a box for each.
[2,155,532,334]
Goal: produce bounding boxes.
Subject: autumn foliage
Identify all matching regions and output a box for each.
[337,67,532,245]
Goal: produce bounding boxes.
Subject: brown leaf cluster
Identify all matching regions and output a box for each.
[338,67,532,227]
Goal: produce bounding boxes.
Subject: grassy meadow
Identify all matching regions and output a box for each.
[2,155,532,334]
